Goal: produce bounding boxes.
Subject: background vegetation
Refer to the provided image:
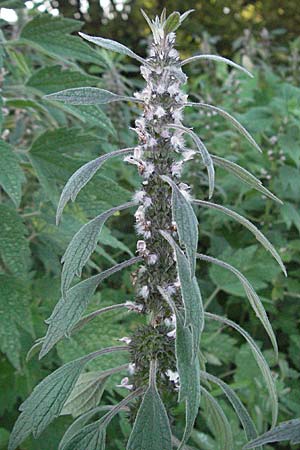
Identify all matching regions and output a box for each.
[0,1,299,448]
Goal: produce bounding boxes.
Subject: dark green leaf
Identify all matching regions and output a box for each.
[244,419,300,448]
[0,204,30,276]
[163,12,181,34]
[0,139,25,206]
[127,361,172,450]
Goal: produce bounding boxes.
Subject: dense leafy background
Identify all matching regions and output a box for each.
[0,1,299,449]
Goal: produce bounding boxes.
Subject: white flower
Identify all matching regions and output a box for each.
[125,301,143,312]
[167,328,176,339]
[144,162,155,178]
[128,363,136,375]
[171,161,183,177]
[147,253,158,265]
[157,83,166,94]
[133,190,145,203]
[144,196,152,208]
[161,129,170,139]
[147,137,157,148]
[165,369,179,384]
[172,108,183,122]
[168,83,180,96]
[140,285,149,299]
[169,48,179,59]
[140,65,152,80]
[135,205,145,222]
[155,106,166,118]
[171,134,185,149]
[183,149,195,161]
[116,377,133,390]
[137,240,147,254]
[134,146,143,160]
[118,336,131,344]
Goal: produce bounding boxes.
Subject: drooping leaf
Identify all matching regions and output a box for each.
[201,372,260,447]
[187,103,262,153]
[127,361,172,450]
[40,257,141,358]
[197,253,278,357]
[181,54,253,77]
[56,147,133,224]
[205,312,278,427]
[61,201,136,295]
[21,15,101,64]
[193,199,287,276]
[160,231,204,358]
[163,12,181,34]
[161,175,198,276]
[201,387,233,450]
[158,287,201,449]
[78,33,145,65]
[0,139,25,207]
[0,275,33,370]
[44,87,135,105]
[0,204,30,276]
[244,419,300,448]
[9,348,127,450]
[211,155,282,203]
[168,123,215,198]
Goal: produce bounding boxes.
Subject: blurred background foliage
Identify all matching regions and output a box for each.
[0,1,299,449]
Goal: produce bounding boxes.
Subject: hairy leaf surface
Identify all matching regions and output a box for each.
[181,54,253,77]
[161,175,198,276]
[244,419,300,448]
[0,139,25,206]
[45,87,135,105]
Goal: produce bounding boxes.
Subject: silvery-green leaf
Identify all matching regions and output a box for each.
[59,406,114,450]
[161,175,198,276]
[56,147,133,224]
[63,389,142,450]
[61,201,136,295]
[197,253,278,358]
[211,155,282,204]
[158,287,201,449]
[244,419,300,449]
[40,256,141,358]
[186,102,262,153]
[71,303,127,335]
[62,420,106,450]
[205,312,278,427]
[193,199,287,276]
[179,10,195,24]
[160,231,204,358]
[9,348,124,450]
[61,372,107,417]
[78,32,146,65]
[163,12,180,33]
[44,87,136,105]
[168,124,215,198]
[201,387,233,450]
[181,54,253,78]
[127,361,172,450]
[201,372,261,448]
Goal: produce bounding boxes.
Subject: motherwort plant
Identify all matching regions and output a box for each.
[10,10,286,450]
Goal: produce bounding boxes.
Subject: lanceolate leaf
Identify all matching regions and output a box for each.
[186,102,262,153]
[56,147,134,224]
[160,231,204,358]
[193,199,287,276]
[0,139,25,207]
[127,361,172,450]
[62,389,142,450]
[40,256,142,358]
[78,33,146,65]
[180,54,253,78]
[158,286,201,449]
[161,175,198,276]
[197,253,278,357]
[201,372,261,446]
[201,387,233,450]
[168,123,215,198]
[163,11,180,34]
[205,312,278,427]
[244,419,300,448]
[44,87,137,105]
[211,155,282,204]
[9,347,127,450]
[61,201,136,295]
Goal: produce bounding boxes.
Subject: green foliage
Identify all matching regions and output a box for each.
[1,4,300,450]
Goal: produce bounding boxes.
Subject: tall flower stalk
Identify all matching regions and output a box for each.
[9,9,286,450]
